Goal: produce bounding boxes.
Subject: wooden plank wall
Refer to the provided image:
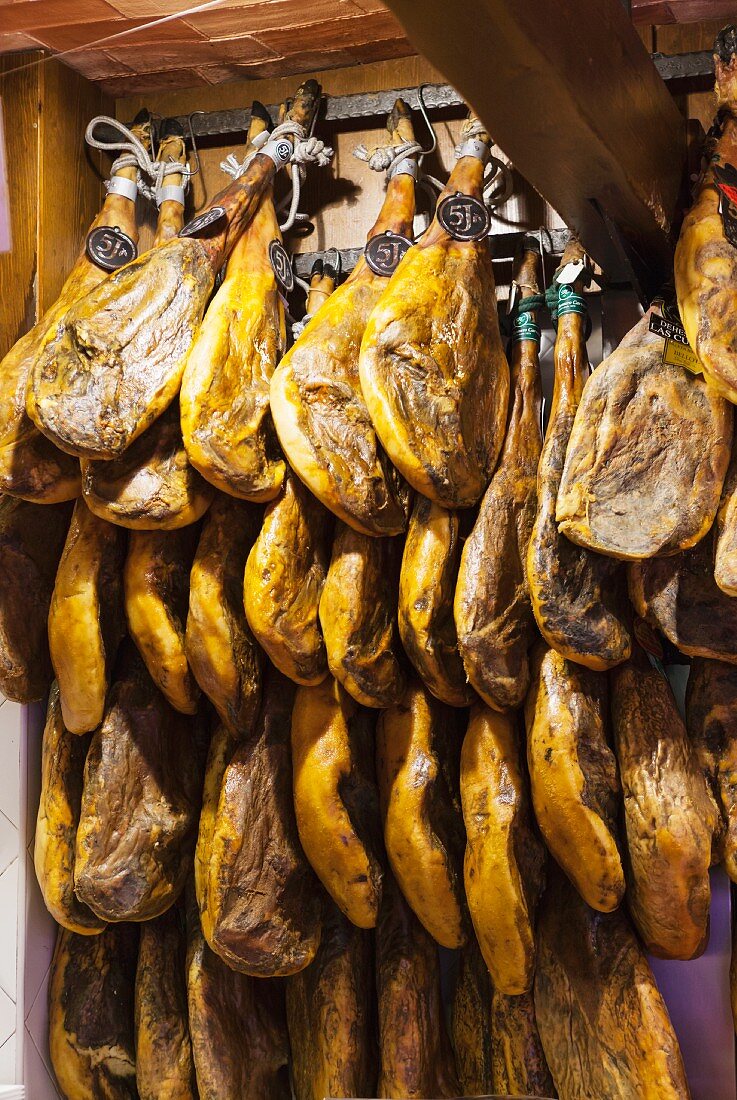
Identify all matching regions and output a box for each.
[116,53,564,290]
[0,52,111,357]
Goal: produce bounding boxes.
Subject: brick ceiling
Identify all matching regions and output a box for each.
[0,0,413,95]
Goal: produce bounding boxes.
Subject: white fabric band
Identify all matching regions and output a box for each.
[388,156,419,180]
[156,184,186,207]
[456,137,490,164]
[106,175,138,201]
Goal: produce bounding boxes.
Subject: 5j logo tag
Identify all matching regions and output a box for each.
[364,232,412,276]
[269,240,294,293]
[712,161,737,249]
[437,193,491,241]
[86,225,137,271]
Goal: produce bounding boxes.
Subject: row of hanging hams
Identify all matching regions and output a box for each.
[4,31,737,1095]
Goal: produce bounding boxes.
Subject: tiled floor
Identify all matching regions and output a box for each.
[0,694,60,1099]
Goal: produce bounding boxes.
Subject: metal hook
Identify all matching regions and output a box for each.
[416,84,438,158]
[323,246,341,277]
[185,112,204,178]
[149,111,163,162]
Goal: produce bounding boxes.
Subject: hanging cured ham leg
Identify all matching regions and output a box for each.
[455,243,543,710]
[450,938,493,1097]
[0,496,71,703]
[376,679,467,948]
[82,122,215,530]
[461,703,545,994]
[556,293,731,558]
[535,871,691,1099]
[286,902,377,1100]
[49,923,139,1100]
[48,498,127,733]
[359,112,509,508]
[377,873,460,1098]
[491,990,556,1097]
[291,677,384,927]
[676,26,737,403]
[29,81,323,459]
[611,647,717,959]
[0,111,152,503]
[525,643,624,913]
[399,495,473,706]
[319,522,405,707]
[181,103,287,502]
[527,239,631,669]
[270,100,416,536]
[687,657,737,881]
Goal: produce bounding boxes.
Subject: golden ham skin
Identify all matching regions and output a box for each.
[135,902,197,1100]
[450,937,493,1097]
[629,528,737,663]
[399,495,474,706]
[48,922,139,1100]
[186,885,291,1100]
[376,873,460,1099]
[319,521,405,707]
[185,495,262,733]
[269,102,415,537]
[195,722,239,942]
[34,683,106,935]
[286,902,377,1100]
[29,81,321,461]
[556,302,732,558]
[376,678,467,948]
[244,472,331,685]
[491,990,557,1097]
[359,114,509,509]
[675,27,737,405]
[206,667,324,976]
[455,246,543,712]
[715,441,737,594]
[461,703,546,994]
[525,643,625,912]
[611,650,718,960]
[81,131,214,530]
[0,496,71,703]
[124,525,200,714]
[291,677,384,927]
[686,657,737,881]
[74,645,201,922]
[181,107,287,502]
[535,871,691,1100]
[527,239,631,670]
[0,114,152,503]
[48,498,126,733]
[82,399,215,530]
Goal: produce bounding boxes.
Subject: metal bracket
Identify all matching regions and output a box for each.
[291,227,570,280]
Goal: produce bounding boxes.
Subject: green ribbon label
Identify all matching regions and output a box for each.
[557,283,587,316]
[511,311,541,344]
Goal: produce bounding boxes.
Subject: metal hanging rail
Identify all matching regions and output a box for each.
[141,51,711,141]
[291,227,572,280]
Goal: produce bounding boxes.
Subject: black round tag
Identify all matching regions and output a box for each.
[179,205,227,239]
[86,226,137,272]
[269,240,294,293]
[437,193,491,241]
[364,232,412,276]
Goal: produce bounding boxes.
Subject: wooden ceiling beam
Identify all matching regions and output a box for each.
[382,0,686,291]
[632,1,736,26]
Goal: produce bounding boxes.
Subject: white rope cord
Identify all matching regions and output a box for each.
[85,116,190,203]
[219,120,333,233]
[454,117,513,208]
[352,139,424,175]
